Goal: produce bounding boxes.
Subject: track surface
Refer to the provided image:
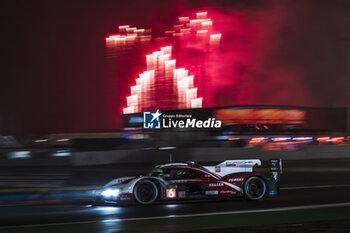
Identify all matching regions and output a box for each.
[1,186,350,227]
[1,159,350,232]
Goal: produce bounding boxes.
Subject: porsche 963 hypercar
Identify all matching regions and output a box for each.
[94,159,282,205]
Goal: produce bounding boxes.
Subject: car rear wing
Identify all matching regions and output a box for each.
[217,159,262,168]
[204,159,261,177]
[269,158,282,175]
[267,159,282,196]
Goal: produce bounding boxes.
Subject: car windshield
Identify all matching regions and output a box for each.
[147,167,209,179]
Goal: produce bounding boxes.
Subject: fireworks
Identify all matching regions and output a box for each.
[106,12,222,114]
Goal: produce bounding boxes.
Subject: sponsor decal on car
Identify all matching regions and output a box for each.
[120,194,132,200]
[178,191,186,198]
[209,183,224,187]
[169,179,203,183]
[228,178,244,182]
[205,190,219,195]
[220,190,236,194]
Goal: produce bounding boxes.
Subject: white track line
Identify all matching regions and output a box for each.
[1,202,350,229]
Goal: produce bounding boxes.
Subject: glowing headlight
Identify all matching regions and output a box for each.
[101,189,120,197]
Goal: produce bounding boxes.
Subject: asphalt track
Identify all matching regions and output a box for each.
[1,159,350,232]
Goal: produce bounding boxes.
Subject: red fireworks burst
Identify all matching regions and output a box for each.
[106,12,222,114]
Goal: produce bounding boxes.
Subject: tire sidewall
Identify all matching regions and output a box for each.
[134,180,158,205]
[244,176,266,200]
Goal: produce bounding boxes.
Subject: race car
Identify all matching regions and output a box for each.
[93,159,282,205]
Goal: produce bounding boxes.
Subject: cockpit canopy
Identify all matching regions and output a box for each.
[148,165,212,180]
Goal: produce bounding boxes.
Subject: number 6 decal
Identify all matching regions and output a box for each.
[166,188,176,198]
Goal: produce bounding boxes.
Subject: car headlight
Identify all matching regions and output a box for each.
[101,189,120,197]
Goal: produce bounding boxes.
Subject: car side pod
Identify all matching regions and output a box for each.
[266,159,282,197]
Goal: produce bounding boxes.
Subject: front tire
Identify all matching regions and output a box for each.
[134,180,158,205]
[244,176,266,200]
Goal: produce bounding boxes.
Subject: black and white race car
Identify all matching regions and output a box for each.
[93,159,282,205]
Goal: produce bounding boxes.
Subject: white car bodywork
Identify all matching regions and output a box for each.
[204,159,261,177]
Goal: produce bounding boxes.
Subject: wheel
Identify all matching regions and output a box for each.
[243,176,266,200]
[133,180,158,205]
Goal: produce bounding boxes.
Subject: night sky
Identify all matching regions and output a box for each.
[1,0,350,136]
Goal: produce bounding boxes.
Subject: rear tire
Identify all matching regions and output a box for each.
[244,176,266,200]
[134,180,158,205]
